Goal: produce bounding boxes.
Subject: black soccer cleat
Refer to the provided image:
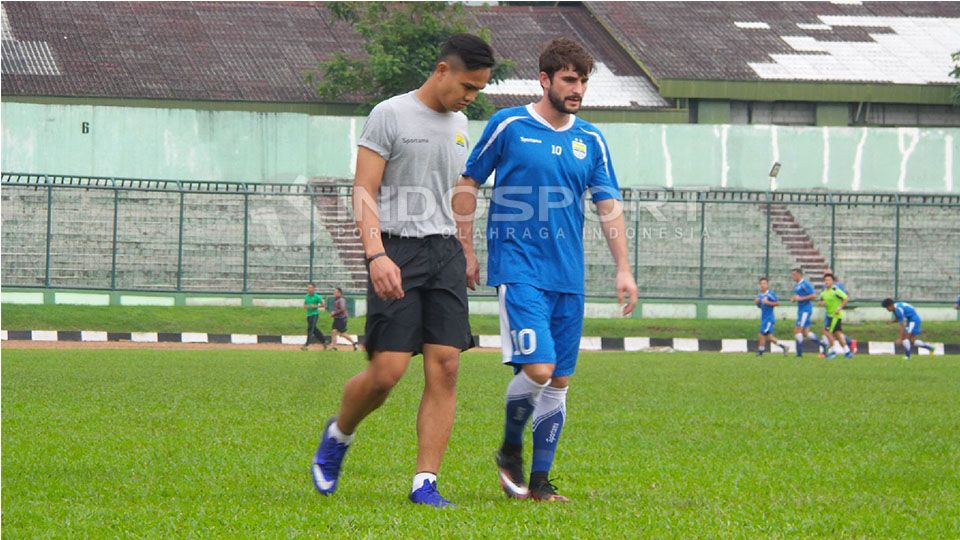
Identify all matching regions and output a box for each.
[495,449,529,499]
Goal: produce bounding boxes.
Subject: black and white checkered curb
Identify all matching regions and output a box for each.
[2,330,956,355]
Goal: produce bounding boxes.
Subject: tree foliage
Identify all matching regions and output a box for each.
[308,2,512,119]
[951,51,960,106]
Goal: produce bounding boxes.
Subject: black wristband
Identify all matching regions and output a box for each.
[366,251,387,264]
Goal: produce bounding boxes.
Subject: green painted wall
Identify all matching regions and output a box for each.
[3,102,958,192]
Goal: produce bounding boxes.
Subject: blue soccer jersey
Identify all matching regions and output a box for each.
[757,290,778,322]
[893,302,920,323]
[793,279,815,308]
[463,105,621,294]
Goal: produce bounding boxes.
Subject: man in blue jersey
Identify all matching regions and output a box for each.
[453,38,637,502]
[881,298,936,359]
[756,278,788,356]
[789,268,820,357]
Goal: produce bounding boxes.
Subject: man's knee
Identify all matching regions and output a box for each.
[367,358,407,394]
[425,348,460,387]
[522,363,554,385]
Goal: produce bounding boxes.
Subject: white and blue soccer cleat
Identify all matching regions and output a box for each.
[311,417,350,495]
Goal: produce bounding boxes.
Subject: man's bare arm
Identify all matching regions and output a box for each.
[596,198,637,316]
[353,146,403,300]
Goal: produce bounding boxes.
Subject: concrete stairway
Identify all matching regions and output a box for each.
[310,184,367,291]
[762,204,828,289]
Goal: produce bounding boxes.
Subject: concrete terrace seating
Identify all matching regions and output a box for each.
[1,179,360,293]
[4,176,958,301]
[790,202,960,300]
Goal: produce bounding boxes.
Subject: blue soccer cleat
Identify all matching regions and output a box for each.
[844,351,854,359]
[408,479,454,508]
[311,417,350,495]
[825,351,837,360]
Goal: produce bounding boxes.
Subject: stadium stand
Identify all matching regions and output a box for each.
[2,2,958,302]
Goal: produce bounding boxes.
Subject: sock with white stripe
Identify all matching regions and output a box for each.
[503,371,549,450]
[915,339,933,351]
[903,339,912,358]
[531,385,567,475]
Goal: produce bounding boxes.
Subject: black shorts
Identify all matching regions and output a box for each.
[824,316,842,333]
[364,234,474,357]
[332,317,348,333]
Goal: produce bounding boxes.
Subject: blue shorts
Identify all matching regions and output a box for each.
[796,307,813,329]
[760,320,775,335]
[497,283,583,378]
[904,318,922,336]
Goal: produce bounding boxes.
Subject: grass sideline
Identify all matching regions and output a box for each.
[3,304,959,341]
[3,349,958,537]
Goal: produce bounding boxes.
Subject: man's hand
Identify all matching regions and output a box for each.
[616,269,638,316]
[791,294,799,302]
[369,256,404,300]
[465,251,481,291]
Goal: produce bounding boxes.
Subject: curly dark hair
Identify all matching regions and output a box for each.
[538,37,594,79]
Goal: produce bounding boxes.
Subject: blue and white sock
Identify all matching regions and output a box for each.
[820,335,831,354]
[531,385,567,475]
[504,371,549,448]
[794,333,804,356]
[903,339,912,358]
[915,339,934,351]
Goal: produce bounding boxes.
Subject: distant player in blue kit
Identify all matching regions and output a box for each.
[881,298,936,359]
[756,278,788,356]
[789,268,820,357]
[454,38,638,502]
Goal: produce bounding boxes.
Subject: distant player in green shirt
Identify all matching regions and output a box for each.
[818,273,852,359]
[303,283,328,351]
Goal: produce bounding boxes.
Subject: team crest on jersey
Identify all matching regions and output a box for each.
[454,132,468,155]
[571,138,587,160]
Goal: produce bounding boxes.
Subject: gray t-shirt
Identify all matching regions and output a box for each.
[358,91,470,237]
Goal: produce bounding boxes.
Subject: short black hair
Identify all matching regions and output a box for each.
[791,268,802,274]
[881,298,894,308]
[823,273,834,280]
[759,277,768,283]
[334,287,342,294]
[439,33,495,71]
[307,282,315,286]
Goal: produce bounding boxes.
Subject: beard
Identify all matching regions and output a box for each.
[547,86,581,115]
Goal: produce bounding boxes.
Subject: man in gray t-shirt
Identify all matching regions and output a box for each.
[359,91,469,238]
[311,34,495,508]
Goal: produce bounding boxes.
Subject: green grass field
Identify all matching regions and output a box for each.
[3,349,958,537]
[4,304,959,341]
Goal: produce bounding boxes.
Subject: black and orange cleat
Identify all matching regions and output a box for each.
[529,474,569,502]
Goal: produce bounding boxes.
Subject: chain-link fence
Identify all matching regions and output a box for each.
[3,173,959,302]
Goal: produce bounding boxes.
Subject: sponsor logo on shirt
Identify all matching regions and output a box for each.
[520,136,542,144]
[401,137,430,144]
[572,138,587,160]
[454,132,467,155]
